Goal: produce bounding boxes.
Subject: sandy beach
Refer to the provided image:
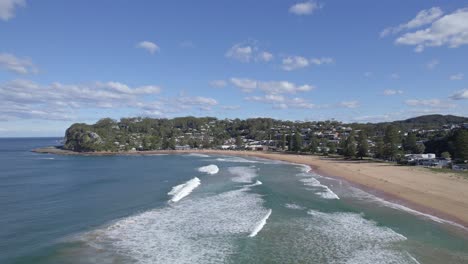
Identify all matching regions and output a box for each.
[33,147,468,229]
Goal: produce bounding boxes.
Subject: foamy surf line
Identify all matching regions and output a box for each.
[301,177,340,200]
[198,164,219,175]
[350,186,468,232]
[249,209,272,237]
[168,177,201,202]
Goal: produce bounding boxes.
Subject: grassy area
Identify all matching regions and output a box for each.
[428,167,468,178]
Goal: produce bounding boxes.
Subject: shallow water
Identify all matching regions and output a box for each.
[1,138,467,264]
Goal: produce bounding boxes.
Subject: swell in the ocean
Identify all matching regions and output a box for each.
[168,177,201,202]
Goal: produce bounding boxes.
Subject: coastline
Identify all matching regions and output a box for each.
[33,147,468,230]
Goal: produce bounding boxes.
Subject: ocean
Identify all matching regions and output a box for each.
[1,138,467,264]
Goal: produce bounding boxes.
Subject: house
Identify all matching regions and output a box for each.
[453,164,468,171]
[245,145,269,151]
[175,145,191,150]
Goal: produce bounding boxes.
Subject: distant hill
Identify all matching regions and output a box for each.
[399,115,468,125]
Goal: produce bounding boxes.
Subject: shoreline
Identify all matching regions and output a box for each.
[32,147,468,231]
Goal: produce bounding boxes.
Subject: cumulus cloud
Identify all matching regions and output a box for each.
[405,99,455,108]
[449,73,464,80]
[225,42,273,63]
[0,79,164,120]
[209,80,227,88]
[137,41,160,54]
[177,96,218,106]
[257,51,274,62]
[449,89,468,100]
[0,0,25,21]
[282,56,333,71]
[0,53,37,74]
[289,1,322,15]
[381,7,443,37]
[230,78,315,94]
[282,56,309,71]
[389,8,468,52]
[340,101,360,108]
[383,89,403,96]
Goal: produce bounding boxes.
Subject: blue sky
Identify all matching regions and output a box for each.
[1,0,468,136]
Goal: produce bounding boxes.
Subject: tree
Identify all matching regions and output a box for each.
[235,136,243,149]
[441,151,451,159]
[281,133,287,150]
[327,142,337,154]
[374,137,384,159]
[357,131,369,159]
[308,135,318,154]
[343,132,356,158]
[383,125,400,160]
[454,129,468,162]
[293,131,303,152]
[403,132,419,153]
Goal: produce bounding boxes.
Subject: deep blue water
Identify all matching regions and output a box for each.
[1,138,467,264]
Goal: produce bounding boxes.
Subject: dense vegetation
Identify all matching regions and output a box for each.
[63,115,468,163]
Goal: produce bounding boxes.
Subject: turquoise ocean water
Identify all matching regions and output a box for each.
[1,138,467,264]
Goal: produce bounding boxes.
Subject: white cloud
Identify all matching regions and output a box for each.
[0,53,37,74]
[0,0,25,21]
[381,7,443,37]
[137,41,159,54]
[230,78,315,95]
[177,96,218,106]
[282,56,333,71]
[310,57,334,65]
[245,95,316,109]
[230,78,257,93]
[449,89,468,100]
[449,73,464,80]
[394,8,468,52]
[225,42,273,63]
[0,79,163,120]
[383,89,403,96]
[340,101,360,108]
[257,51,274,62]
[226,44,253,62]
[289,1,322,15]
[258,81,314,94]
[209,80,227,88]
[282,56,309,71]
[405,99,455,108]
[426,59,439,69]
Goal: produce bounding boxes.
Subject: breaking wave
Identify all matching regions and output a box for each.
[301,177,340,200]
[228,166,258,183]
[216,157,259,163]
[249,209,272,237]
[168,177,201,202]
[198,165,219,175]
[75,186,269,263]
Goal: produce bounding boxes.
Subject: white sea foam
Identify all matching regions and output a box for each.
[349,186,468,231]
[186,153,211,158]
[198,165,219,175]
[216,157,259,163]
[247,180,262,187]
[249,209,272,237]
[300,177,340,200]
[168,177,201,202]
[285,203,305,210]
[304,210,408,263]
[77,186,269,263]
[228,166,258,183]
